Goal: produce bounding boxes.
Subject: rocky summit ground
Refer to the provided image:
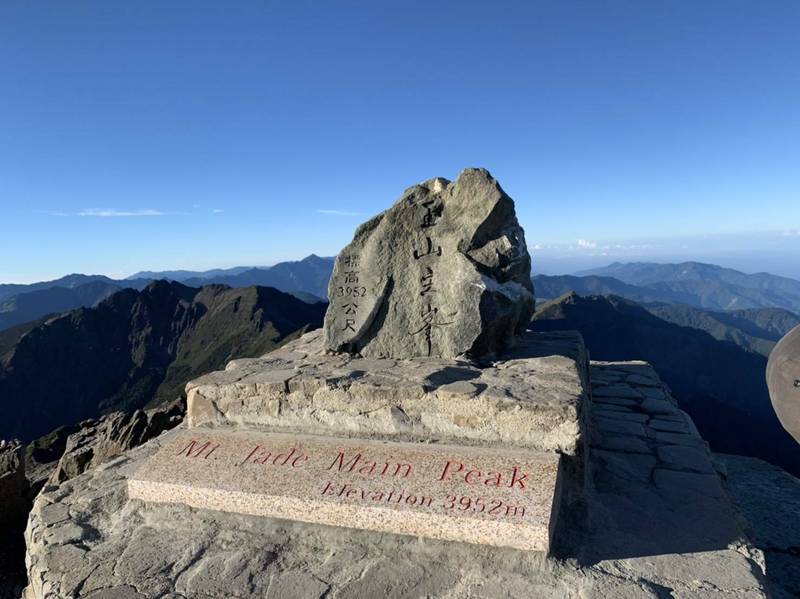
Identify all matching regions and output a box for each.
[21,360,798,598]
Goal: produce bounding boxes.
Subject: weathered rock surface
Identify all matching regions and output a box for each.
[0,402,184,599]
[187,328,588,455]
[0,440,28,524]
[24,363,771,598]
[323,168,534,359]
[48,398,185,485]
[717,454,800,599]
[0,440,28,599]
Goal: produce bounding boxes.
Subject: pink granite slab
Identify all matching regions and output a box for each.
[128,429,562,552]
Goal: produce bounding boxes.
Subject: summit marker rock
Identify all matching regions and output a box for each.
[323,168,535,359]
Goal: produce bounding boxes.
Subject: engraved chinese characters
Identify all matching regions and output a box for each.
[411,197,457,356]
[335,254,365,333]
[323,168,535,359]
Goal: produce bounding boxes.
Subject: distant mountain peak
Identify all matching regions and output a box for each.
[0,283,327,442]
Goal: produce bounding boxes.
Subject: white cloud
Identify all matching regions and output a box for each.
[212,208,224,214]
[316,209,363,217]
[78,208,168,217]
[36,209,70,217]
[577,239,597,249]
[782,229,800,237]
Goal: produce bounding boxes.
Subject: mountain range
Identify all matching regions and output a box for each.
[645,303,799,356]
[6,259,799,329]
[575,261,800,312]
[0,281,326,442]
[0,281,129,332]
[534,265,800,356]
[3,258,800,359]
[0,274,151,302]
[532,293,800,477]
[129,254,335,298]
[0,256,335,333]
[2,258,799,479]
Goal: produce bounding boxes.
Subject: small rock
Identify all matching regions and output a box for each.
[594,397,639,407]
[656,445,714,473]
[84,586,146,599]
[267,571,330,599]
[38,503,70,526]
[592,433,652,454]
[595,417,647,437]
[654,432,705,447]
[593,384,643,399]
[44,522,87,545]
[640,398,676,415]
[594,449,657,482]
[639,386,667,400]
[591,403,633,413]
[653,469,724,498]
[650,418,689,433]
[625,374,661,387]
[592,409,649,423]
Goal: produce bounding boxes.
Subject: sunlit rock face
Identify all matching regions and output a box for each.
[323,168,535,359]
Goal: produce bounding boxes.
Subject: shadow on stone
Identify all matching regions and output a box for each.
[423,366,481,387]
[717,454,800,598]
[574,363,754,565]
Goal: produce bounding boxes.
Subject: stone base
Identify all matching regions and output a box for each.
[128,429,562,552]
[24,361,772,599]
[186,329,589,455]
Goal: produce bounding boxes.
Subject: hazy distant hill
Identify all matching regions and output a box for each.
[0,281,124,332]
[534,264,800,356]
[0,274,151,302]
[128,255,336,299]
[531,293,800,477]
[534,274,676,304]
[724,306,800,339]
[646,303,799,356]
[126,266,256,281]
[576,261,800,312]
[0,256,334,332]
[0,281,326,441]
[181,255,335,298]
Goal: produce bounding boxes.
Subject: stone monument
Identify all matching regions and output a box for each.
[23,170,775,596]
[129,168,587,556]
[324,168,535,359]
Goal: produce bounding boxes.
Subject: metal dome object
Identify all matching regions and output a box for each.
[767,324,800,444]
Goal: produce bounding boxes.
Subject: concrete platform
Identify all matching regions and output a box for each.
[186,329,589,455]
[24,362,770,598]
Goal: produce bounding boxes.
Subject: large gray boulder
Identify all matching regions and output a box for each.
[323,168,534,359]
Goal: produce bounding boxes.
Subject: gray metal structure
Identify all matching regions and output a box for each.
[767,324,800,444]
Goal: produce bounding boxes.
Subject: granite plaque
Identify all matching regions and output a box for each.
[128,429,563,552]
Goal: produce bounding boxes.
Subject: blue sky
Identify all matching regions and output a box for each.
[1,1,799,283]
